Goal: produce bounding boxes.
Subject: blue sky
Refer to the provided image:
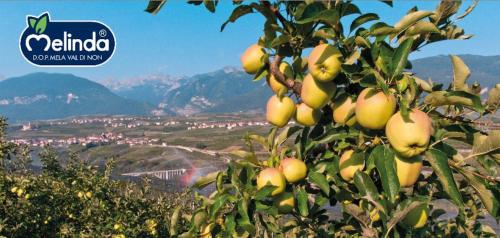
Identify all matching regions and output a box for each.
[0,1,498,82]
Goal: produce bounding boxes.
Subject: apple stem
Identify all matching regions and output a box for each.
[270,55,302,96]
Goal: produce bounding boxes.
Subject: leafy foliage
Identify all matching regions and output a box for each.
[0,117,194,237]
[143,0,499,237]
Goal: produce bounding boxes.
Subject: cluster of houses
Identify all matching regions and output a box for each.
[10,116,274,148]
[185,121,272,130]
[10,132,119,147]
[67,117,181,129]
[9,132,166,148]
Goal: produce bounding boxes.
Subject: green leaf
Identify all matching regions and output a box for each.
[374,41,394,76]
[187,0,203,5]
[220,5,253,31]
[386,199,424,235]
[253,66,268,81]
[169,205,181,236]
[353,171,385,213]
[450,55,471,91]
[379,0,393,7]
[216,172,224,192]
[405,21,439,36]
[268,127,278,150]
[274,126,301,152]
[445,91,484,113]
[271,34,291,48]
[391,38,414,78]
[231,150,260,165]
[425,149,464,211]
[203,0,217,13]
[296,4,338,25]
[340,2,361,17]
[248,134,268,151]
[314,128,359,144]
[372,146,400,203]
[35,14,48,34]
[350,13,379,32]
[224,214,236,234]
[413,76,433,92]
[370,22,397,36]
[237,198,250,223]
[210,194,230,217]
[360,73,377,88]
[308,172,329,195]
[312,28,335,40]
[373,70,389,94]
[297,187,309,217]
[424,90,484,112]
[236,199,255,234]
[314,193,329,206]
[193,171,219,189]
[28,17,37,28]
[458,168,499,218]
[394,11,434,31]
[145,0,167,14]
[255,185,278,200]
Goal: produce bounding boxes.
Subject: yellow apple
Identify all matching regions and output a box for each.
[339,150,365,181]
[355,88,396,130]
[279,157,307,183]
[274,192,295,213]
[301,74,336,109]
[386,109,432,158]
[200,223,214,238]
[266,95,296,127]
[256,168,286,196]
[395,155,423,187]
[332,95,357,126]
[308,44,342,82]
[268,62,293,95]
[295,103,321,126]
[240,44,267,74]
[403,204,429,229]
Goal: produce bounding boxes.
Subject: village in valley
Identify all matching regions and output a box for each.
[8,115,273,148]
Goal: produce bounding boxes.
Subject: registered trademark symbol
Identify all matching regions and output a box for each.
[99,29,107,37]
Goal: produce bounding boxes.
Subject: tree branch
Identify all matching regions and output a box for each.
[269,55,302,95]
[448,161,499,183]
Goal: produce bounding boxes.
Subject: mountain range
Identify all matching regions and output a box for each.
[0,55,498,122]
[0,73,152,122]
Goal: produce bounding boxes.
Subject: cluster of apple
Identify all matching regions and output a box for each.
[241,43,341,128]
[241,42,432,226]
[256,157,307,213]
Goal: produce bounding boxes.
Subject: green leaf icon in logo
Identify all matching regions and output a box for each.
[35,13,49,34]
[28,16,37,29]
[27,13,49,34]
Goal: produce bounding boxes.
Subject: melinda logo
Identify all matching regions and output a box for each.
[19,12,116,67]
